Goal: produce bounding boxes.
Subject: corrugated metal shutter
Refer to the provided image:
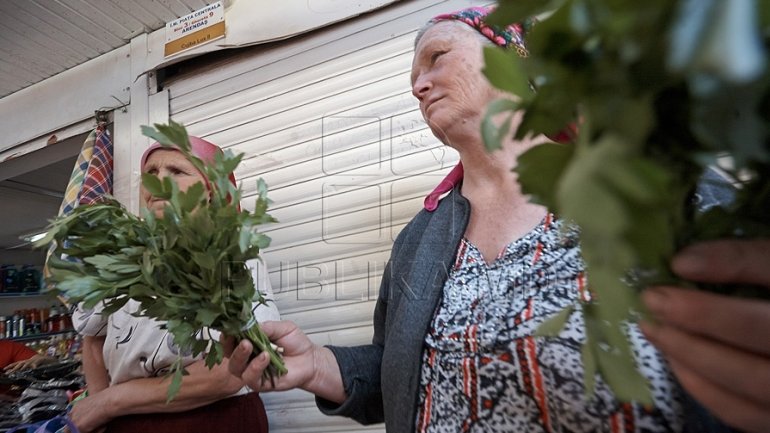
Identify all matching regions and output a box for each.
[166,1,482,431]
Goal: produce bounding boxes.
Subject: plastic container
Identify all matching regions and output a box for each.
[39,307,49,333]
[19,265,41,292]
[2,265,20,292]
[48,305,60,333]
[5,316,12,338]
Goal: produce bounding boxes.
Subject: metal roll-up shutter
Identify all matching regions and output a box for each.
[166,1,481,431]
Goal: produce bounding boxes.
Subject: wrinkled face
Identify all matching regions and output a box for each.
[410,21,499,145]
[141,149,206,218]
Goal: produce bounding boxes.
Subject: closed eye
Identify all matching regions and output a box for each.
[430,50,447,65]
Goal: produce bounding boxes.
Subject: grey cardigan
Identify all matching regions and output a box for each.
[317,187,470,432]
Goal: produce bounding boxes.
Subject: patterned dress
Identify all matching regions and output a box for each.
[415,215,683,433]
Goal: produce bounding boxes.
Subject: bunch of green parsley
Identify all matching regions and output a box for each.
[482,0,769,403]
[38,121,286,400]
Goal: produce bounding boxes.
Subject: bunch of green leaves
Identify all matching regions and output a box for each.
[38,120,286,400]
[482,0,770,403]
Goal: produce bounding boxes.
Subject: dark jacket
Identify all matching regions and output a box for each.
[317,187,469,432]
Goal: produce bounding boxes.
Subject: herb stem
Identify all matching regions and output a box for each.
[239,323,287,381]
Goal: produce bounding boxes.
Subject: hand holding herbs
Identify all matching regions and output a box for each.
[38,121,286,400]
[482,0,769,404]
[640,239,770,433]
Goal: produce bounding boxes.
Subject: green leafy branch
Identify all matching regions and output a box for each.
[39,120,286,401]
[483,0,770,403]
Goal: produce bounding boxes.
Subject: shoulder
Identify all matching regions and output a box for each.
[246,257,268,271]
[394,187,469,249]
[246,257,271,289]
[0,340,21,352]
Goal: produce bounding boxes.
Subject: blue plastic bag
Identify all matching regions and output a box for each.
[6,415,79,433]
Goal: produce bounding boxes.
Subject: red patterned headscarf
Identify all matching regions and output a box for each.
[428,6,532,56]
[421,7,574,211]
[141,136,239,209]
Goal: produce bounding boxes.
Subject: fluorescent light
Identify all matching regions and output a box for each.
[19,229,48,243]
[6,230,48,250]
[25,232,47,243]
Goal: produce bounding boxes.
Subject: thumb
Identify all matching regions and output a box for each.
[259,320,299,343]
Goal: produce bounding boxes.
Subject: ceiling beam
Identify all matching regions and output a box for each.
[0,180,64,199]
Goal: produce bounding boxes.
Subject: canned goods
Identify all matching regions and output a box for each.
[10,314,19,338]
[17,315,25,337]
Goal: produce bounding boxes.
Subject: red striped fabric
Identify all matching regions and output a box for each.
[78,125,113,205]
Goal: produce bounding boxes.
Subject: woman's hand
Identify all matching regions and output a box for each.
[68,392,113,433]
[641,239,770,433]
[3,354,55,373]
[225,320,346,403]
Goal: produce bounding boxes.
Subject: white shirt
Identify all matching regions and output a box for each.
[73,258,280,385]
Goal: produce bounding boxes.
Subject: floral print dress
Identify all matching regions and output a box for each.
[415,215,683,433]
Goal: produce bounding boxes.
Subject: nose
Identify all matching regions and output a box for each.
[411,73,431,101]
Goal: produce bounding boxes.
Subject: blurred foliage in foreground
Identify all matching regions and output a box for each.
[482,0,770,404]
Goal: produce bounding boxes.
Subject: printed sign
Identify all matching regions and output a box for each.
[165,2,225,57]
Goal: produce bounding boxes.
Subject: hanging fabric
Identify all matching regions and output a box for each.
[58,129,96,216]
[43,124,113,285]
[77,124,113,205]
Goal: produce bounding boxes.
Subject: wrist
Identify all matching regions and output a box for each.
[305,345,346,403]
[69,389,117,433]
[96,386,120,421]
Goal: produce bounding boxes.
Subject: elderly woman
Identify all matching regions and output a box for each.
[228,7,770,433]
[69,137,280,433]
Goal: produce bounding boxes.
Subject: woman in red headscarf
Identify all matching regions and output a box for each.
[68,136,279,433]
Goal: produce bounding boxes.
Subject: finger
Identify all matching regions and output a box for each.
[643,287,770,356]
[259,320,299,343]
[242,352,271,391]
[227,339,253,378]
[667,358,770,433]
[672,239,770,287]
[640,320,770,405]
[4,361,25,373]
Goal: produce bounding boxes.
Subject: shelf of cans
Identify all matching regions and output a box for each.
[23,331,82,360]
[0,305,73,341]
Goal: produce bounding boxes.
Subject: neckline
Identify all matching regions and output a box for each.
[460,214,554,268]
